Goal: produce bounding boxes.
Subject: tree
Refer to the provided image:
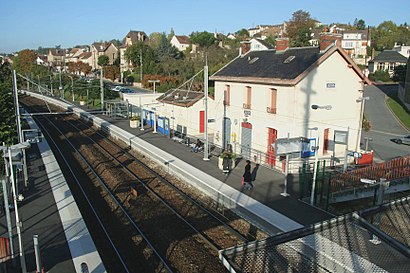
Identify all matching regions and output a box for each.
[167,28,175,42]
[12,49,37,75]
[353,18,366,30]
[104,65,120,81]
[235,28,249,39]
[286,10,315,47]
[392,64,407,82]
[190,31,216,48]
[0,61,17,145]
[98,55,109,67]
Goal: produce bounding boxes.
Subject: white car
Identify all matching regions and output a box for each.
[111,86,123,92]
[396,134,410,145]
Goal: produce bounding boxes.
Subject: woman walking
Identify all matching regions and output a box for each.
[242,160,253,190]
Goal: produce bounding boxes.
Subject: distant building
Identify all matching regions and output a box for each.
[119,30,148,81]
[90,42,119,70]
[368,50,408,76]
[170,35,190,52]
[47,49,65,70]
[341,30,370,65]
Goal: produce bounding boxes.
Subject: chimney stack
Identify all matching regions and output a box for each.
[240,40,251,56]
[275,37,289,51]
[319,33,342,51]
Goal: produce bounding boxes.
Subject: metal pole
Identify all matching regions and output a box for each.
[13,71,28,188]
[100,67,104,113]
[139,96,144,131]
[49,75,53,95]
[153,110,157,133]
[310,130,320,205]
[203,56,209,161]
[356,97,369,152]
[281,133,290,197]
[343,126,350,172]
[2,145,15,260]
[33,235,41,273]
[8,148,27,273]
[70,76,74,102]
[37,76,40,93]
[140,49,143,85]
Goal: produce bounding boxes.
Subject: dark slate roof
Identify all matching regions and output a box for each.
[372,50,408,63]
[212,47,323,80]
[157,89,203,107]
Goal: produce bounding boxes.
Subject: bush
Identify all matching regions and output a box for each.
[368,70,391,82]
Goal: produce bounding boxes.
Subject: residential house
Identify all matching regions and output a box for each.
[90,42,119,70]
[79,52,93,67]
[341,30,370,65]
[227,33,236,40]
[209,35,370,170]
[47,49,65,70]
[65,46,89,64]
[36,54,48,65]
[392,44,410,58]
[170,35,191,52]
[248,38,274,51]
[368,50,408,76]
[248,24,284,39]
[119,30,148,80]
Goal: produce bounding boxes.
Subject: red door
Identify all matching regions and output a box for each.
[199,111,205,133]
[267,128,277,166]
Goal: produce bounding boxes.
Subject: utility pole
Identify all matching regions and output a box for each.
[13,70,28,187]
[140,49,143,86]
[203,55,209,161]
[50,75,53,95]
[100,67,104,113]
[8,148,27,273]
[1,144,15,261]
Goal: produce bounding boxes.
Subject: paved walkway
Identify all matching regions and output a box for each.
[99,114,334,228]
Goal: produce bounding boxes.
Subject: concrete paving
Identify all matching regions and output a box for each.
[100,114,334,228]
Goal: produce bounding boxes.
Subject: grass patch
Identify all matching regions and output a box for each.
[386,97,410,130]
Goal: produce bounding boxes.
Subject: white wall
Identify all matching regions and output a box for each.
[213,50,364,165]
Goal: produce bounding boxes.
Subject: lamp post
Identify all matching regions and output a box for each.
[356,96,370,152]
[1,144,15,262]
[310,104,332,205]
[364,137,373,152]
[67,74,74,102]
[2,142,30,273]
[148,80,160,94]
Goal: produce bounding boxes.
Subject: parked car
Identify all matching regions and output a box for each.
[119,88,134,94]
[396,134,410,145]
[111,86,124,92]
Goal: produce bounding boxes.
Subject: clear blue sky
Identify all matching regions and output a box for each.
[1,0,408,53]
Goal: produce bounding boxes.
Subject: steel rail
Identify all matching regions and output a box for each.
[76,117,251,242]
[27,104,174,273]
[62,118,228,253]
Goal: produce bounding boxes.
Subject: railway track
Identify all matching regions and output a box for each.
[21,96,267,272]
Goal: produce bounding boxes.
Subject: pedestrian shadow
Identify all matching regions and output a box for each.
[251,163,259,182]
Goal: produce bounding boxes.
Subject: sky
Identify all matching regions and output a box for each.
[1,0,409,53]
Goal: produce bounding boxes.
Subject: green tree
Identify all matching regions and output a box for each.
[286,10,315,47]
[235,28,249,39]
[0,62,17,145]
[12,49,37,75]
[190,31,216,48]
[392,64,407,82]
[98,55,109,67]
[167,28,175,42]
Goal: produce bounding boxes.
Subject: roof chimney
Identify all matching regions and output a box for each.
[275,37,289,51]
[240,40,251,56]
[319,33,342,51]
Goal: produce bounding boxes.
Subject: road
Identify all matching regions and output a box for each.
[362,84,410,161]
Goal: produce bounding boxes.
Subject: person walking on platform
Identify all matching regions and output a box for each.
[242,160,253,190]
